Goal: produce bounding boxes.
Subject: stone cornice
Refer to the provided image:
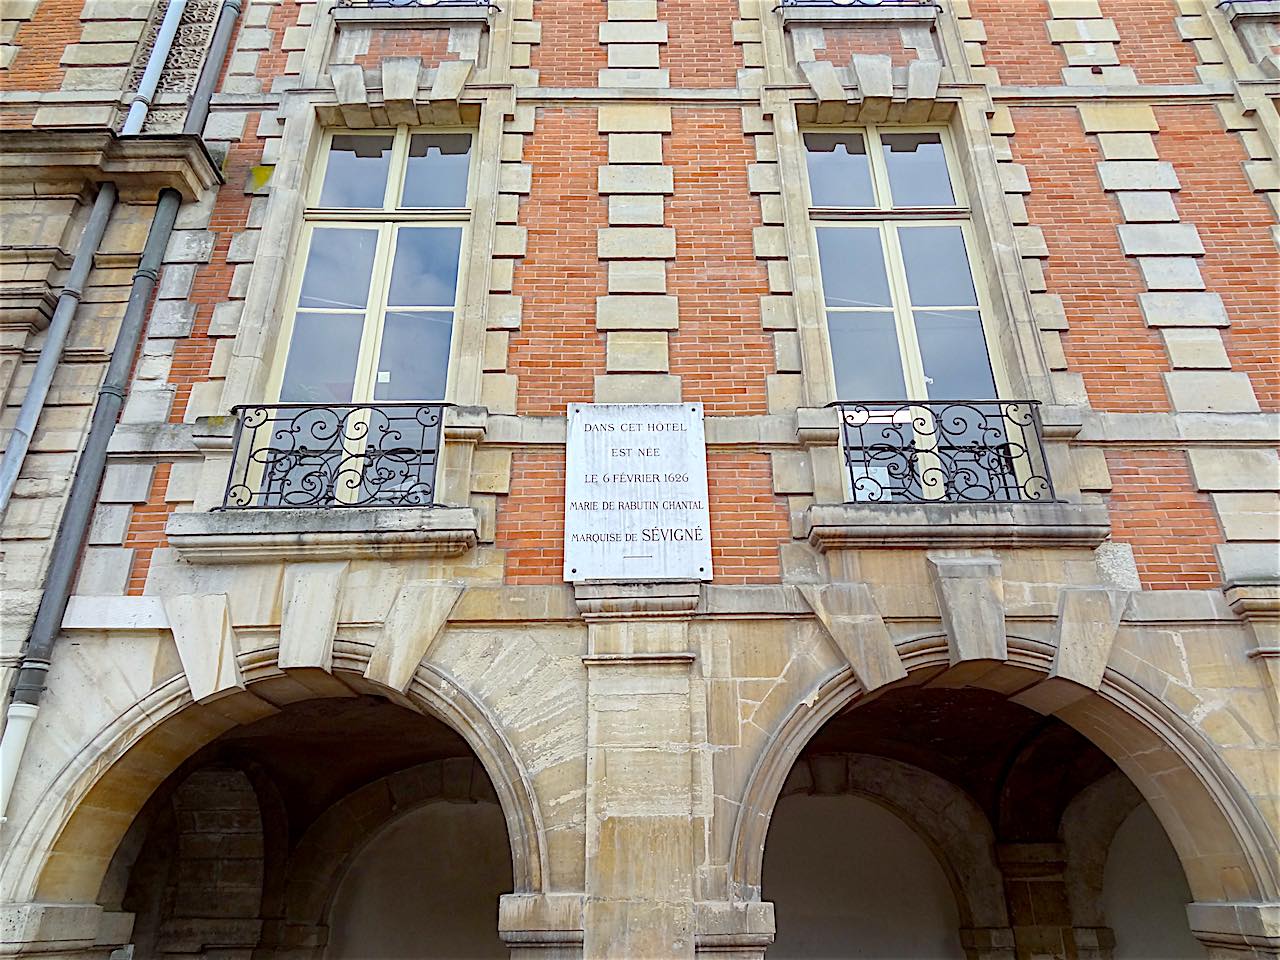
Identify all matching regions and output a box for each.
[805,501,1112,551]
[0,128,222,201]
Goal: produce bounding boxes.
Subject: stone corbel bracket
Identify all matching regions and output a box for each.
[927,554,1006,683]
[796,53,947,125]
[0,128,222,201]
[329,55,477,128]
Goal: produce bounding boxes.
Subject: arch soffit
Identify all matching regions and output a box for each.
[729,636,1280,906]
[1059,769,1145,928]
[6,656,546,905]
[778,753,1009,929]
[283,757,502,930]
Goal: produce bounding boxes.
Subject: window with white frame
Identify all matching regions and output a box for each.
[271,127,474,406]
[806,128,1054,504]
[805,127,1001,404]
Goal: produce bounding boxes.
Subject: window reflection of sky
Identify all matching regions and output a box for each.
[318,135,394,208]
[899,226,977,307]
[403,134,472,208]
[882,133,954,207]
[299,229,377,309]
[817,228,892,308]
[804,132,874,207]
[387,228,463,307]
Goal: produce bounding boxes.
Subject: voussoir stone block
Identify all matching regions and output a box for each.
[164,594,244,702]
[799,583,907,693]
[364,581,464,692]
[927,555,1007,669]
[278,562,349,671]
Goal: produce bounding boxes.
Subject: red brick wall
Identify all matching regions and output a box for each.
[532,0,605,87]
[1104,451,1224,590]
[664,0,740,87]
[706,453,788,584]
[124,464,172,594]
[1104,0,1200,85]
[967,0,1059,86]
[345,28,454,71]
[1013,106,1170,413]
[5,0,85,91]
[812,26,916,70]
[509,107,607,417]
[497,450,565,584]
[667,108,772,416]
[1157,104,1280,411]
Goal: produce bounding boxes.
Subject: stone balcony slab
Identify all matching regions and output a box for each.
[166,506,479,563]
[804,501,1111,551]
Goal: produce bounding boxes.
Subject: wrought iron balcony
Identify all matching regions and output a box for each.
[778,0,938,8]
[832,400,1056,504]
[220,403,447,509]
[334,0,494,9]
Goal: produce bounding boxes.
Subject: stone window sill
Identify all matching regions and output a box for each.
[1222,1,1280,23]
[165,506,479,563]
[331,5,493,29]
[803,501,1111,551]
[779,4,938,28]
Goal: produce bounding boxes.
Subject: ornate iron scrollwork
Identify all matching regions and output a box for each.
[221,403,448,509]
[832,400,1057,504]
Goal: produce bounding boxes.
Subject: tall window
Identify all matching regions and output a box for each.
[805,127,1000,403]
[272,127,473,406]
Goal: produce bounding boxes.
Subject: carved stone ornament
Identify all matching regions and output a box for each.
[119,0,221,132]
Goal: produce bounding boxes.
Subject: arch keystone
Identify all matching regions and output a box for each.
[278,561,348,671]
[365,581,464,692]
[798,583,906,693]
[1015,588,1130,715]
[162,594,243,702]
[927,554,1006,681]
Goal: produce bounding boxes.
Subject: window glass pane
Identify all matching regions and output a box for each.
[402,134,472,208]
[298,228,378,310]
[279,312,365,403]
[828,311,907,399]
[318,134,394,208]
[881,132,955,207]
[898,225,978,307]
[804,132,875,207]
[374,311,453,401]
[816,227,892,308]
[914,309,996,400]
[386,227,463,307]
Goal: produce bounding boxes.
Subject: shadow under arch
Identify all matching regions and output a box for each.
[2,655,547,906]
[774,753,1010,931]
[730,635,1280,908]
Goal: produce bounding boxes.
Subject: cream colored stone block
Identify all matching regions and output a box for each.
[752,226,787,259]
[471,448,513,494]
[481,373,518,413]
[1188,449,1280,492]
[1078,104,1159,133]
[594,373,681,402]
[488,294,523,330]
[608,0,658,19]
[608,133,664,164]
[597,227,676,259]
[606,331,669,372]
[1161,328,1230,369]
[1015,588,1128,713]
[608,44,661,68]
[598,165,674,195]
[1047,19,1120,43]
[1212,493,1280,541]
[1116,191,1179,222]
[609,261,667,293]
[597,104,673,133]
[493,225,528,257]
[1164,371,1259,412]
[609,195,665,225]
[597,294,679,329]
[278,562,349,671]
[163,594,243,702]
[1097,134,1159,160]
[760,295,796,330]
[599,20,667,43]
[364,582,464,692]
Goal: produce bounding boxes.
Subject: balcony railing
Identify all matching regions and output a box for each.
[334,0,495,9]
[220,403,447,509]
[778,1,938,8]
[832,400,1056,504]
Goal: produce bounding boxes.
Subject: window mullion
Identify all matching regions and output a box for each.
[866,126,894,212]
[882,223,928,401]
[352,224,397,405]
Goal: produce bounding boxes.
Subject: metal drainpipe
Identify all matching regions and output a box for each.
[0,0,242,822]
[0,0,190,514]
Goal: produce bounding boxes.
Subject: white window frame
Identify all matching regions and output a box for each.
[267,125,478,407]
[802,124,1012,404]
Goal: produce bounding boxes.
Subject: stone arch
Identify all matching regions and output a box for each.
[1,656,546,907]
[730,636,1280,908]
[1059,770,1144,928]
[775,753,1009,930]
[280,757,501,932]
